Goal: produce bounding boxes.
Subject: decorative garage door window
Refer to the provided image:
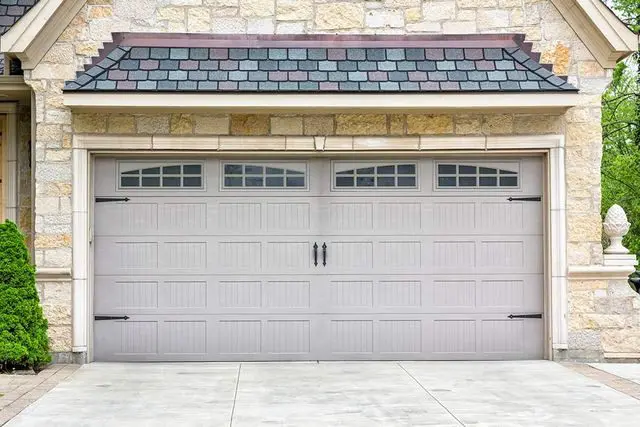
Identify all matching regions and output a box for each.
[333,163,417,188]
[436,163,519,188]
[119,163,203,188]
[222,163,306,188]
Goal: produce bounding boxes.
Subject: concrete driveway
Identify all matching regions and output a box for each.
[6,361,640,427]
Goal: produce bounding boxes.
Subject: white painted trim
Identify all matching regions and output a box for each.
[0,0,85,70]
[0,76,31,93]
[549,144,568,350]
[63,93,582,112]
[0,103,18,223]
[0,0,50,53]
[73,133,565,361]
[551,0,639,68]
[72,148,89,353]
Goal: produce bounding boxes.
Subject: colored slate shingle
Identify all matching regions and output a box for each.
[63,41,578,93]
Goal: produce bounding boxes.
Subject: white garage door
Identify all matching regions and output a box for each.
[93,157,544,361]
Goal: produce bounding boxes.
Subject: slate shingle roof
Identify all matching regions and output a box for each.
[64,34,577,93]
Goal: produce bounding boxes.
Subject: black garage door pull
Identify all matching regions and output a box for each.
[96,197,130,203]
[508,313,542,319]
[95,315,130,321]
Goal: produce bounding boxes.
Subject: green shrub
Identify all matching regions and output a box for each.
[0,220,50,371]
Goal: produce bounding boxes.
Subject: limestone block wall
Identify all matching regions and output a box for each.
[72,112,565,137]
[19,0,635,360]
[17,103,32,245]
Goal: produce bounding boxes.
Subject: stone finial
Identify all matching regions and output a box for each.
[603,204,631,254]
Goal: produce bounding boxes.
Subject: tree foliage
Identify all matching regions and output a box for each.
[0,221,50,371]
[601,1,639,256]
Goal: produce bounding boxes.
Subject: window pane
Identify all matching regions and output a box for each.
[287,169,304,175]
[357,167,375,175]
[183,164,201,174]
[500,169,517,175]
[121,176,139,187]
[479,167,497,174]
[163,165,181,174]
[141,176,160,187]
[479,176,497,187]
[163,177,181,187]
[224,177,243,187]
[377,176,395,187]
[336,176,354,187]
[377,165,395,175]
[142,167,161,175]
[397,164,416,174]
[500,176,518,187]
[122,169,139,175]
[356,176,375,187]
[286,177,305,187]
[225,164,242,174]
[183,177,202,187]
[398,176,416,187]
[266,167,284,175]
[458,165,476,174]
[266,177,284,187]
[438,164,456,174]
[336,169,354,175]
[245,176,263,187]
[459,176,476,187]
[245,165,263,175]
[438,176,456,187]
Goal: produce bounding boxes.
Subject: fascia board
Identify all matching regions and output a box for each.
[552,0,638,68]
[63,92,582,113]
[0,0,60,53]
[1,0,86,70]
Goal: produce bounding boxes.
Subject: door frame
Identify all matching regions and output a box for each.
[0,102,18,223]
[72,134,566,362]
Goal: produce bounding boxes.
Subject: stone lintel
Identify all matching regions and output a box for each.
[36,267,72,282]
[567,264,636,280]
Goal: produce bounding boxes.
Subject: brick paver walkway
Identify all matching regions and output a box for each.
[563,362,640,401]
[0,364,79,425]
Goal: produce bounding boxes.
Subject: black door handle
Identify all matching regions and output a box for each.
[313,242,318,266]
[95,315,130,321]
[322,243,327,266]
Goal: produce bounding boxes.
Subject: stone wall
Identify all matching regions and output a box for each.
[72,112,564,137]
[567,278,640,361]
[20,0,636,360]
[17,103,32,248]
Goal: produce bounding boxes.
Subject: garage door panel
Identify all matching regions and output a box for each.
[425,199,541,235]
[215,199,318,235]
[425,235,542,275]
[96,236,212,275]
[94,156,545,362]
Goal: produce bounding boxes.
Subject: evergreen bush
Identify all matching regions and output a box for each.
[0,220,50,371]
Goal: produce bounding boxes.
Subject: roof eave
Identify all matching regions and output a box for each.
[0,0,85,69]
[63,92,582,114]
[551,0,638,68]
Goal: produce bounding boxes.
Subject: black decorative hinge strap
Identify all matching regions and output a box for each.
[508,313,542,319]
[95,315,130,321]
[95,197,130,203]
[507,196,542,202]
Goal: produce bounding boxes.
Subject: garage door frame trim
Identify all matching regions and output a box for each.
[71,133,567,361]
